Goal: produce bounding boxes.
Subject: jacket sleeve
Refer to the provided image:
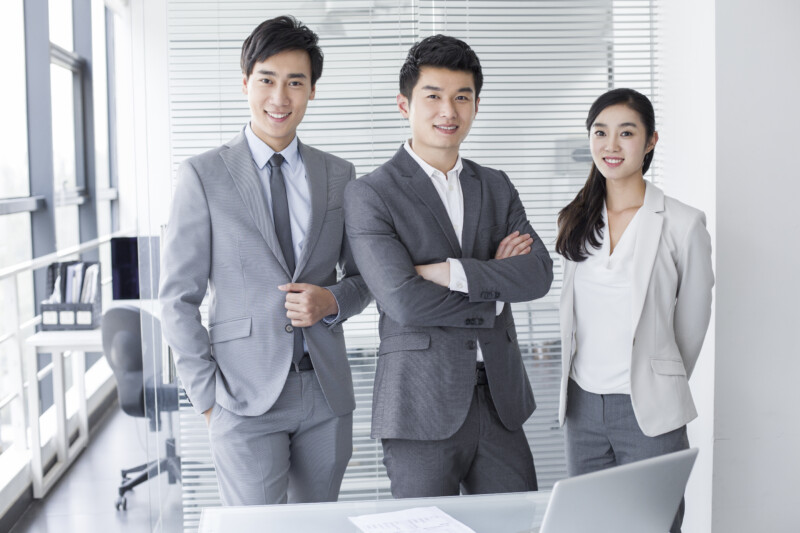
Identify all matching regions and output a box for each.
[344,178,497,328]
[324,162,373,325]
[458,171,554,303]
[158,160,216,414]
[674,212,714,378]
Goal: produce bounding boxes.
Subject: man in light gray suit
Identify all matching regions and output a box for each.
[159,16,370,506]
[344,35,554,498]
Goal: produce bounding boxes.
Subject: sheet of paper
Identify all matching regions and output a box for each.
[348,506,476,533]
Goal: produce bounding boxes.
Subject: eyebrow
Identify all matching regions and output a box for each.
[256,70,308,79]
[593,122,639,128]
[421,84,474,94]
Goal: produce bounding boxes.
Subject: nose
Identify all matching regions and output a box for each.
[270,85,289,106]
[606,135,620,152]
[439,99,457,119]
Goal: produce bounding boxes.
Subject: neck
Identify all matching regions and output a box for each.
[605,175,646,213]
[409,140,459,175]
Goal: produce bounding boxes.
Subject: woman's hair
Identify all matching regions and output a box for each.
[555,88,656,262]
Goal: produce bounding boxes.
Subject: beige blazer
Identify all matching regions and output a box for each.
[558,181,714,437]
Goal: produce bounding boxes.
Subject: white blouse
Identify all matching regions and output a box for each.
[570,204,641,395]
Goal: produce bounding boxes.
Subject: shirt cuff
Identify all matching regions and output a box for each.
[496,302,505,316]
[321,288,341,325]
[447,258,468,293]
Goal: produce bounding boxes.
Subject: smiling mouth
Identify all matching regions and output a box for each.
[266,111,291,120]
[604,157,624,166]
[434,125,458,134]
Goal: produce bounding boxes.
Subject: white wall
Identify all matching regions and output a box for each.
[656,1,716,531]
[714,1,800,531]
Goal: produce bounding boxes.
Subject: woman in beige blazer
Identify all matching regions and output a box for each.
[555,88,714,533]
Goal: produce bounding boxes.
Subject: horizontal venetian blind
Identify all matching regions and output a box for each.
[166,1,658,527]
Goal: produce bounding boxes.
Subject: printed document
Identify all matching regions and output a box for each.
[349,506,476,533]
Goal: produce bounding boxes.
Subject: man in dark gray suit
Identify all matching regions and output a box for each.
[159,17,370,505]
[344,35,553,498]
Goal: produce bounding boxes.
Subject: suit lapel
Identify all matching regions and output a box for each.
[294,140,328,279]
[397,148,462,257]
[220,132,290,275]
[631,181,665,334]
[561,258,577,356]
[459,162,481,259]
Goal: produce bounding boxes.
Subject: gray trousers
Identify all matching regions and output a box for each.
[207,369,352,505]
[382,380,537,498]
[565,378,689,533]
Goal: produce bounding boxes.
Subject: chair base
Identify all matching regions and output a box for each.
[115,438,181,511]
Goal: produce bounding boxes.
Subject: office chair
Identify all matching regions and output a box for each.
[102,305,181,511]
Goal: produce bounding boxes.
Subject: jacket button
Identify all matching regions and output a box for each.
[466,340,477,350]
[285,324,294,333]
[477,318,484,325]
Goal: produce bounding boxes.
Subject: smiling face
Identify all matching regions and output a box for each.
[589,103,658,184]
[243,49,316,152]
[397,66,479,171]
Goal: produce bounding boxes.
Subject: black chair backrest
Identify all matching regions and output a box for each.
[102,306,146,418]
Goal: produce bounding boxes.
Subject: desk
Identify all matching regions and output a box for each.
[199,491,550,533]
[25,328,103,497]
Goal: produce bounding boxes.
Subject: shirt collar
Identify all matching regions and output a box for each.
[403,139,463,179]
[244,123,301,171]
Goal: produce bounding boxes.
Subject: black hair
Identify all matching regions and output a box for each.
[556,88,657,262]
[240,15,323,86]
[399,35,483,99]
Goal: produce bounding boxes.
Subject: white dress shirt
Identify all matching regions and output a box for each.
[570,204,641,395]
[403,140,504,362]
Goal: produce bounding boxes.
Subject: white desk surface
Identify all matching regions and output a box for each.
[25,328,102,351]
[199,491,550,533]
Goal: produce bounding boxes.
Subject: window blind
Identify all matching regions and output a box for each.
[166,1,657,529]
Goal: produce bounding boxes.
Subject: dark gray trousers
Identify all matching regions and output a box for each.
[382,380,537,498]
[207,370,352,505]
[565,378,689,533]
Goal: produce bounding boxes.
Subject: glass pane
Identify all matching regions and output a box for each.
[55,204,80,251]
[51,64,78,193]
[0,213,32,269]
[48,0,74,51]
[0,0,30,199]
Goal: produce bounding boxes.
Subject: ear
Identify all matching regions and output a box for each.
[309,84,316,101]
[397,94,410,119]
[242,74,248,95]
[647,131,659,153]
[475,96,480,115]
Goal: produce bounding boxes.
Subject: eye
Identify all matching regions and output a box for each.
[593,130,605,137]
[621,131,633,137]
[259,78,273,84]
[426,94,439,99]
[289,80,303,87]
[455,95,470,102]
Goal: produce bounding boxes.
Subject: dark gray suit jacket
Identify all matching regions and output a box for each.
[344,147,553,440]
[160,132,371,418]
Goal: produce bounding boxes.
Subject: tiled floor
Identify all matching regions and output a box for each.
[10,405,183,533]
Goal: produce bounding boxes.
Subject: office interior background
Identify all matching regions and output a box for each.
[0,0,798,532]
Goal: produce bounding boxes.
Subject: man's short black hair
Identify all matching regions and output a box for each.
[240,15,323,86]
[399,35,483,100]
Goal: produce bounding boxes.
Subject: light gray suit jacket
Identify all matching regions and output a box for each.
[558,181,714,437]
[159,132,371,417]
[344,147,554,440]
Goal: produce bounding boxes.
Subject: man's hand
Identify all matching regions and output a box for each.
[495,231,533,259]
[204,407,213,426]
[414,262,450,287]
[279,283,339,327]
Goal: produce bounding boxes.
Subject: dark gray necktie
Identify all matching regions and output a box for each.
[268,153,304,364]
